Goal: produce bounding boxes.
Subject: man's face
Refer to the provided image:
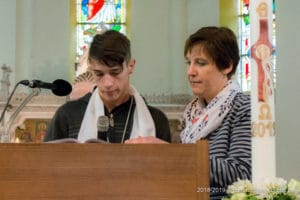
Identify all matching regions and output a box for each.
[89,59,135,109]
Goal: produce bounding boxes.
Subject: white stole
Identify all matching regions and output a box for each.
[77,85,155,142]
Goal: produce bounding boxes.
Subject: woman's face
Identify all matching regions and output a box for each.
[185,44,231,103]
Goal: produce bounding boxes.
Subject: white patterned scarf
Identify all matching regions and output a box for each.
[180,80,241,144]
[77,85,156,143]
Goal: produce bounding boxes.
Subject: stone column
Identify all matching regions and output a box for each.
[0,64,12,102]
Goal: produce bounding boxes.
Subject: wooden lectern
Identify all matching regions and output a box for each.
[0,140,209,200]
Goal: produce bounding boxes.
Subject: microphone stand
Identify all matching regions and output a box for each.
[0,88,41,143]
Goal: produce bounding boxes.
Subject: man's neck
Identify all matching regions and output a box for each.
[104,94,132,113]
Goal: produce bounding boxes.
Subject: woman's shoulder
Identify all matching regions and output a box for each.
[232,92,250,107]
[235,92,250,102]
[230,92,251,116]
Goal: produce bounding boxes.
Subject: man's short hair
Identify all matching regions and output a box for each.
[88,30,131,67]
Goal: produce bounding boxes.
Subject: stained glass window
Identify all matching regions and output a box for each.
[75,0,127,75]
[236,0,276,92]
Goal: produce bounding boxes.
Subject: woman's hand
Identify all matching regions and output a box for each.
[125,136,169,144]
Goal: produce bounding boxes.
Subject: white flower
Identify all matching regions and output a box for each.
[227,179,254,194]
[254,177,287,199]
[223,178,300,200]
[288,179,300,199]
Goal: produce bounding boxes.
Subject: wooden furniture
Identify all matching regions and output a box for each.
[0,140,209,199]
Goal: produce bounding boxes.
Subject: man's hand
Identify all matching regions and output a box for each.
[125,136,169,144]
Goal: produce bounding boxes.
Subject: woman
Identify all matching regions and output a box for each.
[181,26,251,199]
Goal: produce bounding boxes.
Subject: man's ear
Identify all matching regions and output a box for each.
[127,59,136,74]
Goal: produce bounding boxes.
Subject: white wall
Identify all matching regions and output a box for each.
[130,0,186,95]
[129,0,219,95]
[275,0,300,180]
[0,0,70,91]
[187,0,219,34]
[0,0,16,82]
[15,0,71,83]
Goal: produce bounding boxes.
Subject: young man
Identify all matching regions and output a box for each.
[44,30,171,143]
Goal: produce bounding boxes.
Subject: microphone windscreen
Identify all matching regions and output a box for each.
[97,115,109,132]
[19,80,30,86]
[52,79,72,96]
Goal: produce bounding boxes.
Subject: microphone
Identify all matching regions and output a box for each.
[20,79,72,96]
[97,115,109,141]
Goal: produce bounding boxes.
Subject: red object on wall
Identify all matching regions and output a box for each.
[88,0,104,20]
[243,0,249,5]
[245,62,249,80]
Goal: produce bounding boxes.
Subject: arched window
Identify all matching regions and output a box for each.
[236,0,276,92]
[75,0,127,75]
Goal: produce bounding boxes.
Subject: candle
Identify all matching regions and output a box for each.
[250,0,276,184]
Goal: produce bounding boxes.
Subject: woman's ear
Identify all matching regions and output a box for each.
[127,59,136,74]
[222,64,233,77]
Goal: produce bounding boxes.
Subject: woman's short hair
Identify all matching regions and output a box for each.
[184,26,240,78]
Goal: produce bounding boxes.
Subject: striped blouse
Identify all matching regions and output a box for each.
[183,92,251,200]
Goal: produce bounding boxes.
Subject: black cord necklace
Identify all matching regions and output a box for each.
[107,96,133,143]
[121,96,134,143]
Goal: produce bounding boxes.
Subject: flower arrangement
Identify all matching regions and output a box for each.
[222,178,300,200]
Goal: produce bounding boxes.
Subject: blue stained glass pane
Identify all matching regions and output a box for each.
[81,0,88,17]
